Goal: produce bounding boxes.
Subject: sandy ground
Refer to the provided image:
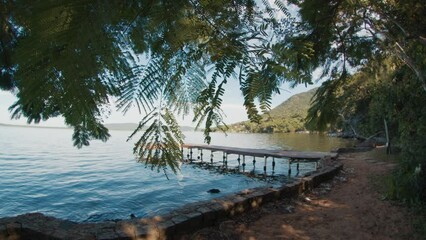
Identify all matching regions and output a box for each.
[188,150,418,240]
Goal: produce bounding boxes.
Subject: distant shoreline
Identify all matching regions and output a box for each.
[0,123,69,130]
[0,122,199,132]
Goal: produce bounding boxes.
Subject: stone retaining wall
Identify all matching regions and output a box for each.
[0,163,343,240]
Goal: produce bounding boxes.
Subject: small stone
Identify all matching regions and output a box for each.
[338,176,348,182]
[284,206,295,214]
[207,188,220,193]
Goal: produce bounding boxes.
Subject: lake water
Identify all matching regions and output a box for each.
[0,125,353,222]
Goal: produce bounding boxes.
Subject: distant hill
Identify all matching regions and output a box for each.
[269,87,317,119]
[227,88,317,133]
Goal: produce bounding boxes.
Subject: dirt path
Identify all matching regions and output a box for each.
[190,151,418,240]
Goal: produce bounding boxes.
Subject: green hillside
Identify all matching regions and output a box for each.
[227,88,317,133]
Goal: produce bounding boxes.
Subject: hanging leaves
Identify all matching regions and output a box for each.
[128,105,184,175]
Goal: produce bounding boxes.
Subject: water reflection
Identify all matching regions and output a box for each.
[185,131,354,152]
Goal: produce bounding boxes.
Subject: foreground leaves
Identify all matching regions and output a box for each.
[128,107,184,176]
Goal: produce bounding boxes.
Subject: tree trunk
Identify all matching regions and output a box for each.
[384,118,391,154]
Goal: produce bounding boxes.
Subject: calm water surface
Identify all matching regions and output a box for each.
[0,126,352,222]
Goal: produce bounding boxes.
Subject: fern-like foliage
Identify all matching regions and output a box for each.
[305,79,342,131]
[115,54,162,115]
[0,1,19,90]
[193,77,228,144]
[128,104,184,175]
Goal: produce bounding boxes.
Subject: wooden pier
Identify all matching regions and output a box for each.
[182,144,338,176]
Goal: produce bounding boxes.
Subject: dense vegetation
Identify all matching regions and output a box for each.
[306,57,426,204]
[227,88,317,133]
[1,0,425,204]
[298,1,426,204]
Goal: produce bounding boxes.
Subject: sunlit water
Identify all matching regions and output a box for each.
[0,126,353,222]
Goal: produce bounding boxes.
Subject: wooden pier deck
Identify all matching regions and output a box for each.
[181,144,338,176]
[182,144,338,161]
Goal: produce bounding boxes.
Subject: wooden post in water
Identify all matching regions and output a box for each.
[272,157,276,173]
[288,159,292,176]
[210,151,214,164]
[222,152,228,167]
[186,148,190,160]
[181,146,184,161]
[263,156,267,173]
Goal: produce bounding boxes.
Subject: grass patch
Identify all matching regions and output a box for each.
[366,150,426,239]
[412,209,426,238]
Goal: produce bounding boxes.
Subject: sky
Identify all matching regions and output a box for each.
[0,80,322,128]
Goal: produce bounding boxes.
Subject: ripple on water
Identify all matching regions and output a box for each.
[0,126,351,222]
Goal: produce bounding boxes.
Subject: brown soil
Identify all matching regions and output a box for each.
[188,150,419,240]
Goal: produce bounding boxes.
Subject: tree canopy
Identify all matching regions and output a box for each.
[1,0,306,173]
[1,0,426,196]
[298,0,426,202]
